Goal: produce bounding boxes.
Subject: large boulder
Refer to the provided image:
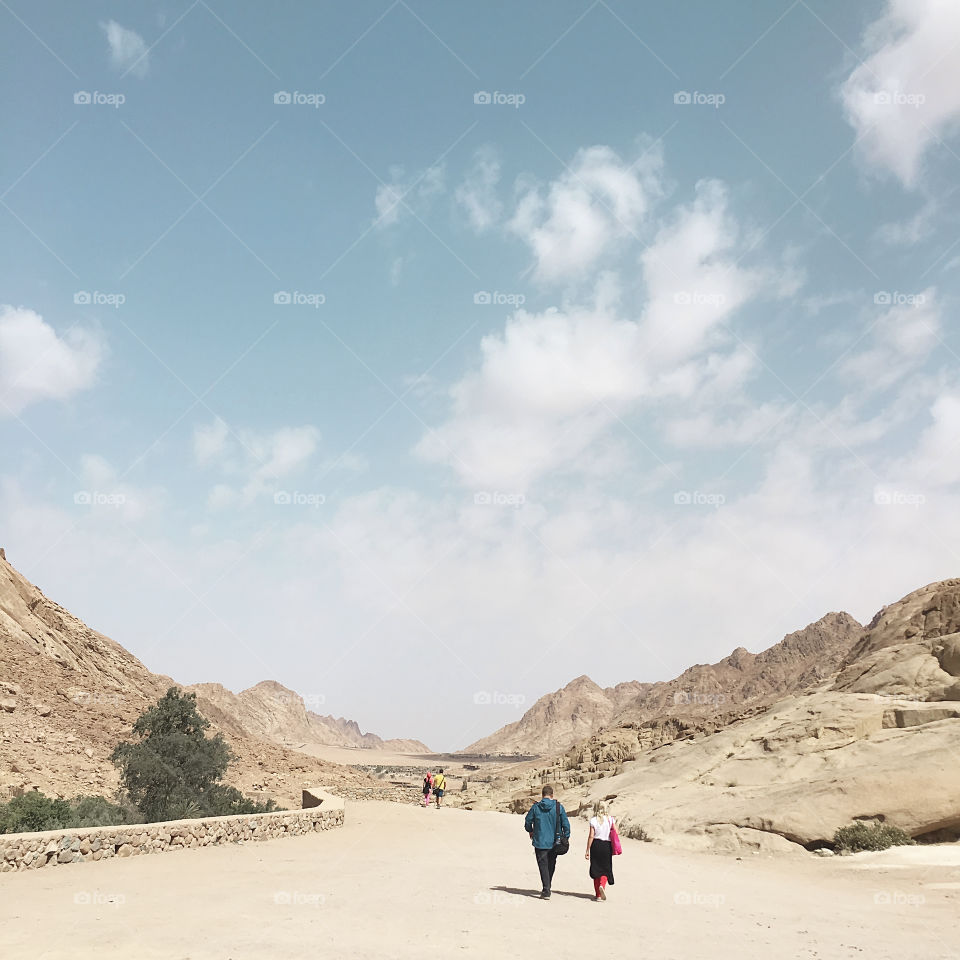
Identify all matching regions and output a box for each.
[836,579,960,700]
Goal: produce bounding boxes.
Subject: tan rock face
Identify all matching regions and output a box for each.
[836,579,960,700]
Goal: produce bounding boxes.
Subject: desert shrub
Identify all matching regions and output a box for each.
[621,823,652,842]
[0,792,73,833]
[834,821,914,853]
[111,686,277,821]
[68,794,141,828]
[0,792,140,834]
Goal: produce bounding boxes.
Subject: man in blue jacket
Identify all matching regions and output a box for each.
[524,785,570,899]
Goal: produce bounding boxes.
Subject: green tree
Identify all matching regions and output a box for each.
[110,687,236,822]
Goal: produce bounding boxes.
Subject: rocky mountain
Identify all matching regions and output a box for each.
[462,677,649,755]
[456,581,960,855]
[188,680,431,753]
[0,552,401,806]
[463,612,862,756]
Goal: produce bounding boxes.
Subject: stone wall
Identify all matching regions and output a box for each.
[0,796,344,873]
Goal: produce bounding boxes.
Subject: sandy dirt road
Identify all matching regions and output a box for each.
[2,801,958,960]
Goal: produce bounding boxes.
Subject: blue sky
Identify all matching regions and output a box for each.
[2,0,959,750]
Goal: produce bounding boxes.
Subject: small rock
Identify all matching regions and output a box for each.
[0,699,16,714]
[35,704,52,717]
[814,847,835,857]
[83,748,94,759]
[116,844,134,858]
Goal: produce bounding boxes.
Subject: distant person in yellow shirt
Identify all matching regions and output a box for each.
[433,769,446,807]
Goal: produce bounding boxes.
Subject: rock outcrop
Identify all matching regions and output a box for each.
[462,677,648,755]
[463,612,861,757]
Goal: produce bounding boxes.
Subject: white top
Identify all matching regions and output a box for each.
[590,815,615,842]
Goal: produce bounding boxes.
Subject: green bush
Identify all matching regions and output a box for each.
[111,686,278,822]
[834,821,915,853]
[0,793,141,834]
[69,794,141,828]
[0,792,73,833]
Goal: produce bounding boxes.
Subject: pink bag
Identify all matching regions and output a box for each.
[610,821,622,856]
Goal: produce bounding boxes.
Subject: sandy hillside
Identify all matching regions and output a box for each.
[1,801,956,960]
[0,552,386,806]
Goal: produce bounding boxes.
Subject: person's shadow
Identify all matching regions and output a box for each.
[490,885,596,901]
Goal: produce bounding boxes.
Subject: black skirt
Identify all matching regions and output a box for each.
[589,838,615,884]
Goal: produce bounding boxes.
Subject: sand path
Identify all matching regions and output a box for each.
[2,801,957,959]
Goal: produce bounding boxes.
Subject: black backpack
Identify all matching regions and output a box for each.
[553,802,570,855]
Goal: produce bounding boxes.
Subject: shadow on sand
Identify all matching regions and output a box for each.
[490,885,596,901]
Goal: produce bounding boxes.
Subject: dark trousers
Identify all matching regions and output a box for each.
[535,847,558,894]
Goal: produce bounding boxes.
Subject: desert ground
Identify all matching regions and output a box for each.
[2,801,957,960]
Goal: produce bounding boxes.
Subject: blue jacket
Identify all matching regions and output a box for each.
[524,797,570,850]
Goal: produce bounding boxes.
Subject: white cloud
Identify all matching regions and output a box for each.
[455,147,502,232]
[638,180,768,368]
[101,20,149,78]
[419,176,781,487]
[840,289,940,390]
[508,143,663,283]
[375,163,445,228]
[0,306,101,416]
[75,454,162,523]
[840,0,960,187]
[193,416,230,464]
[193,418,321,507]
[875,198,937,246]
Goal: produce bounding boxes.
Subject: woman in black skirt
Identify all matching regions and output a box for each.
[584,801,615,901]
